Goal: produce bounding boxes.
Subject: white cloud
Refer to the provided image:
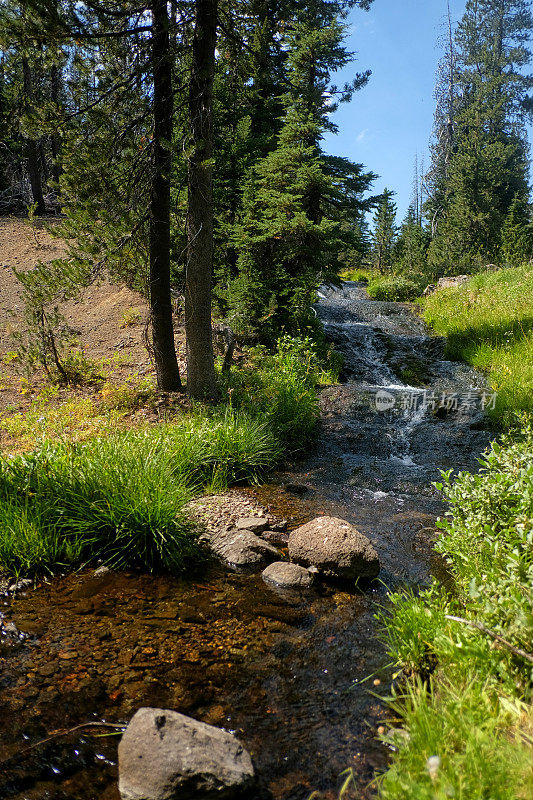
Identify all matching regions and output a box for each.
[356,129,369,143]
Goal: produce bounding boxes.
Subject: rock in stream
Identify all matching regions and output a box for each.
[118,707,256,800]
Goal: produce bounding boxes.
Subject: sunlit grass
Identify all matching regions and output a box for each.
[378,676,532,800]
[424,263,533,422]
[0,408,280,575]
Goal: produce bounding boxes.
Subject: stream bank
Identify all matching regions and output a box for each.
[0,282,494,800]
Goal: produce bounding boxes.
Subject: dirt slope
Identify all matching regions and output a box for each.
[0,216,186,381]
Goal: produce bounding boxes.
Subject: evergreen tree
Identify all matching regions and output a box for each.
[393,205,430,274]
[427,0,533,273]
[228,0,376,340]
[229,105,342,340]
[211,0,289,303]
[186,0,218,400]
[1,0,184,390]
[501,193,533,263]
[370,188,397,272]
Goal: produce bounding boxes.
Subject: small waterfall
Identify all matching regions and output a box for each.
[312,281,493,498]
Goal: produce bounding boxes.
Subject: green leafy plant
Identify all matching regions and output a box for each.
[377,421,533,800]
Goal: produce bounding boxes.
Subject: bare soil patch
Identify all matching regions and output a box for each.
[0,217,187,431]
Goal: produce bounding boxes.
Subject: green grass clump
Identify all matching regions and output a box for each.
[379,677,532,800]
[367,275,424,302]
[220,335,325,449]
[0,437,198,574]
[0,408,280,576]
[423,263,533,422]
[340,267,373,282]
[377,423,533,799]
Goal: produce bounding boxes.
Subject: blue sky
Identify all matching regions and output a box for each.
[323,0,531,221]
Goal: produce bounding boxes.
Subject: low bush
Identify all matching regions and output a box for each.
[367,275,424,302]
[377,422,533,799]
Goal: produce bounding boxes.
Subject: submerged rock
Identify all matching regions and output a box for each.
[288,516,380,581]
[209,529,281,572]
[262,561,314,589]
[118,707,256,800]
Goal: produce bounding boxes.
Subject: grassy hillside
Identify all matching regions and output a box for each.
[423,264,533,424]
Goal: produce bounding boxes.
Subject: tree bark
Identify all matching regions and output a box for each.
[185,0,218,401]
[149,0,182,391]
[22,57,45,215]
[50,62,63,191]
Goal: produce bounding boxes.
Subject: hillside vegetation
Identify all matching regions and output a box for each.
[378,265,533,799]
[423,264,533,424]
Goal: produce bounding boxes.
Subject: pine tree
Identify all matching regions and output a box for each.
[186,0,218,400]
[427,0,533,273]
[393,205,430,274]
[501,193,533,263]
[370,188,397,273]
[2,0,184,390]
[228,0,375,340]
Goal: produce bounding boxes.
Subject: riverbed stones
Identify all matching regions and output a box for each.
[288,516,380,581]
[118,707,256,800]
[262,561,314,589]
[209,529,281,571]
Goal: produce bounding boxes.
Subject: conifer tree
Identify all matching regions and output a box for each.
[186,0,218,400]
[427,0,533,272]
[370,188,397,273]
[501,193,533,263]
[1,0,184,390]
[393,205,430,274]
[228,0,375,340]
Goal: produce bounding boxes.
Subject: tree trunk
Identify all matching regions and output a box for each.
[22,57,45,215]
[185,0,218,401]
[50,63,62,191]
[149,0,182,391]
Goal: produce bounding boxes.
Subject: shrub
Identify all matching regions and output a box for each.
[220,335,322,450]
[377,423,533,799]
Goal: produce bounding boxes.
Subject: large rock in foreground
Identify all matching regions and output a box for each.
[288,516,380,581]
[118,708,256,800]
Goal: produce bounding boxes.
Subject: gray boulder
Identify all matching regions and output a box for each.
[262,561,314,589]
[234,516,269,534]
[210,529,281,571]
[118,708,256,800]
[288,516,380,581]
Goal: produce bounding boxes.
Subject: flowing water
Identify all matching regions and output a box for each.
[0,282,494,800]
